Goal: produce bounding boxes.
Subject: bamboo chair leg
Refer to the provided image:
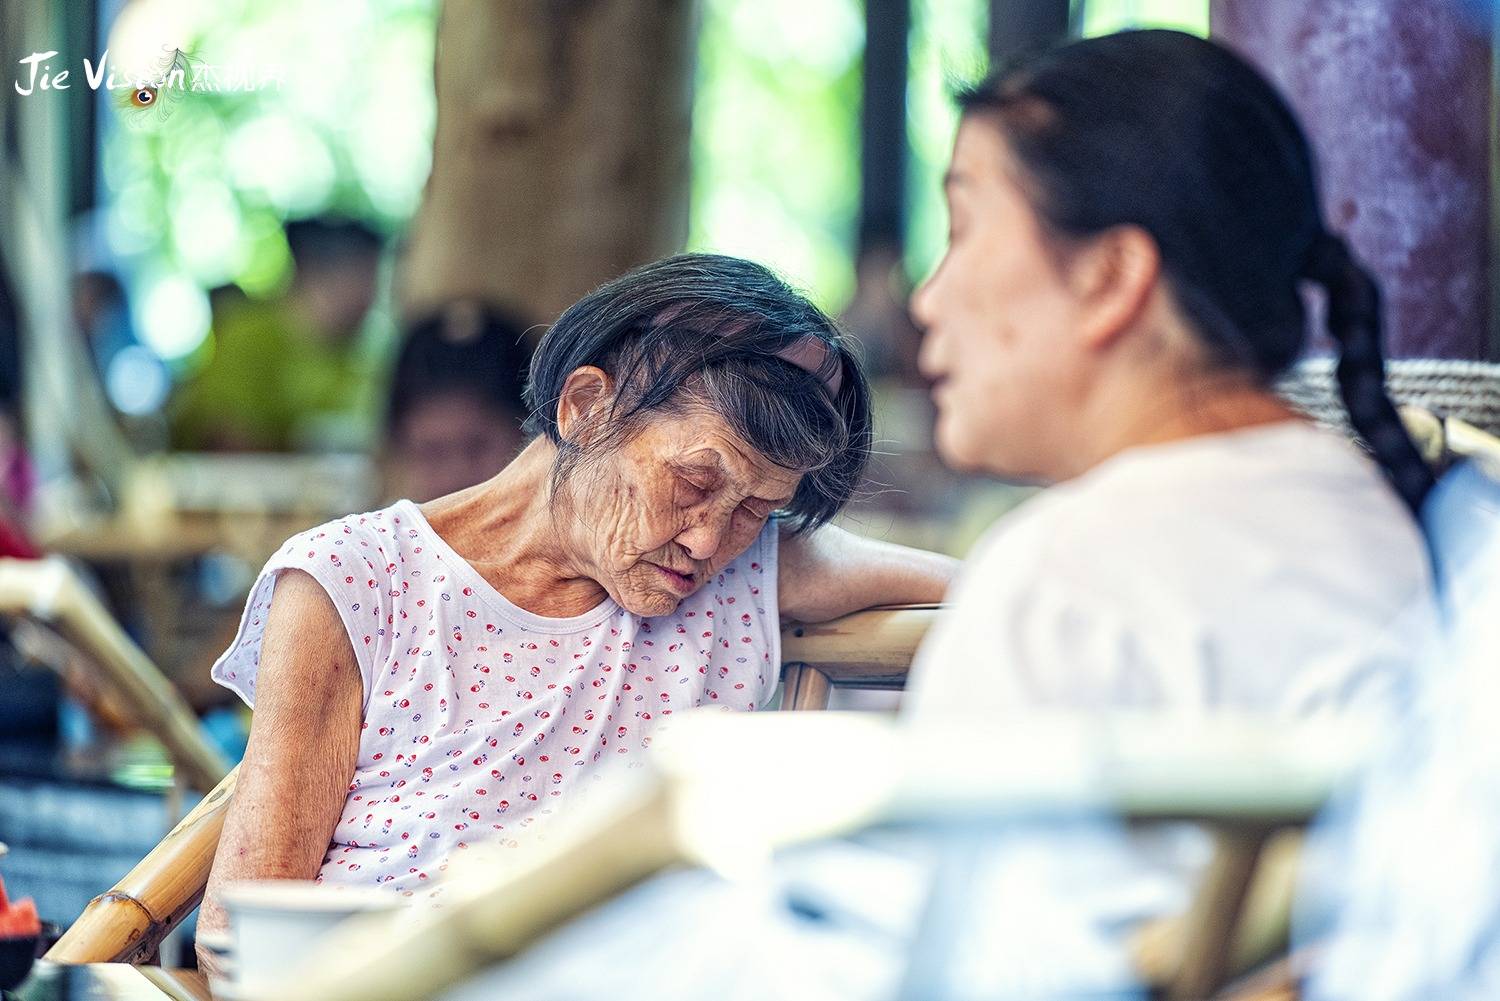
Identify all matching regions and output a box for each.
[1213,953,1304,1001]
[780,663,833,711]
[1168,826,1274,1001]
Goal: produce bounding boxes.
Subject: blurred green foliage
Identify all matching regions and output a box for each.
[100,0,435,365]
[100,0,1207,361]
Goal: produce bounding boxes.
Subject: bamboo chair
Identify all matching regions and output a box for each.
[0,557,228,792]
[43,605,940,965]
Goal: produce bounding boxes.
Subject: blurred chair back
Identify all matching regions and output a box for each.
[0,557,228,791]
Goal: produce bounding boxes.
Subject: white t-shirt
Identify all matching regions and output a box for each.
[212,500,781,896]
[899,422,1437,993]
[907,421,1435,723]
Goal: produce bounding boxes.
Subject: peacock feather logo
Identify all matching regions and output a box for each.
[115,46,199,130]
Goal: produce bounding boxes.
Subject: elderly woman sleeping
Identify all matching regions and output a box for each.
[197,254,954,957]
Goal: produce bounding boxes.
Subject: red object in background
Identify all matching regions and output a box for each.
[0,442,39,559]
[0,876,40,937]
[0,517,38,559]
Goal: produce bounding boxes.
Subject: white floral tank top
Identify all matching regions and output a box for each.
[211,500,781,895]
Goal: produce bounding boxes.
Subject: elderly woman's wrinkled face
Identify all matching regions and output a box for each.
[568,409,802,617]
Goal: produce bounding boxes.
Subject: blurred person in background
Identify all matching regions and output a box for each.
[0,252,35,555]
[384,301,531,503]
[73,270,134,391]
[0,248,48,743]
[169,217,384,453]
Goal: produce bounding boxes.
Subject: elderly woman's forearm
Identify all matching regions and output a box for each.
[199,718,358,932]
[836,541,956,612]
[779,526,956,621]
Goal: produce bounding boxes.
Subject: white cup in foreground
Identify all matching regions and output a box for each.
[221,880,404,997]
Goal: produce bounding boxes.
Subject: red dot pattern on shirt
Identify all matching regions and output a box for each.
[213,503,778,896]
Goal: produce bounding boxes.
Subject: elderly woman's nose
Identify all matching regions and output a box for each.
[676,514,729,562]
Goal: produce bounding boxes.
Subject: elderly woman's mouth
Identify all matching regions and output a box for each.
[647,563,697,594]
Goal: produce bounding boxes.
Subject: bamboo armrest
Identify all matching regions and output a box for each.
[780,604,940,687]
[779,604,941,709]
[45,767,240,965]
[0,557,229,791]
[1445,416,1500,468]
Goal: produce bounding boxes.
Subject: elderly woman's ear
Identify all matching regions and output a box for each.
[554,366,616,445]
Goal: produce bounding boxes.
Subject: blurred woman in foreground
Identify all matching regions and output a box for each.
[907,28,1434,722]
[900,28,1438,992]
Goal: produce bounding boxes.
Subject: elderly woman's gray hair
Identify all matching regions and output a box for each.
[522,253,873,531]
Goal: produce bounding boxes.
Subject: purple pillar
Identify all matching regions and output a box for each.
[1211,2,1494,359]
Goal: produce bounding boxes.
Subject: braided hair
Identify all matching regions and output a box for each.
[958,29,1434,514]
[1301,233,1434,512]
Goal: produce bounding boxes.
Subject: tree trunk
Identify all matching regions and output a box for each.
[398,0,699,329]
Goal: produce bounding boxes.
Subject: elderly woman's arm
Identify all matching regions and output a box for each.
[777,524,957,623]
[195,570,363,973]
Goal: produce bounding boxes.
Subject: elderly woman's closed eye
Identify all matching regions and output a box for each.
[195,253,955,969]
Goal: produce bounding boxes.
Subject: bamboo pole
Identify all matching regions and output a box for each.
[251,713,1362,1001]
[0,557,228,791]
[780,663,834,711]
[45,767,239,964]
[1396,408,1500,471]
[1398,405,1446,466]
[1165,826,1276,1001]
[1445,416,1500,467]
[136,966,214,1001]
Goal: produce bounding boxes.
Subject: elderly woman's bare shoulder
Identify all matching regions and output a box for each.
[253,568,363,706]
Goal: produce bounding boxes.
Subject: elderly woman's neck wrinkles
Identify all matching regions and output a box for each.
[420,439,611,618]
